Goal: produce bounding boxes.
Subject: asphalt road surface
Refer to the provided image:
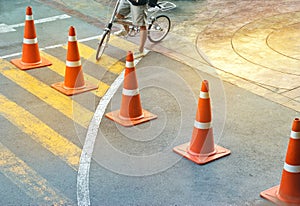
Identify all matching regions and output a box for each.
[0,0,299,205]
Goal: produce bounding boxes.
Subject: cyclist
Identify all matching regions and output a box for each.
[114,0,148,58]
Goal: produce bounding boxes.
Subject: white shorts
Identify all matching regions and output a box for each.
[117,0,147,26]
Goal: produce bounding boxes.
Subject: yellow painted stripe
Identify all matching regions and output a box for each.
[109,35,138,52]
[0,94,81,170]
[0,59,92,128]
[40,51,109,97]
[0,142,73,205]
[63,42,125,74]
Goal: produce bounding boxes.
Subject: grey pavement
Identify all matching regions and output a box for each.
[87,51,299,205]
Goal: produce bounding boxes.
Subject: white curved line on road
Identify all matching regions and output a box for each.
[76,70,125,206]
[76,55,146,206]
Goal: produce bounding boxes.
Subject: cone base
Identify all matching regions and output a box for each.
[105,109,157,127]
[51,82,98,96]
[260,185,300,206]
[173,142,230,165]
[10,57,52,70]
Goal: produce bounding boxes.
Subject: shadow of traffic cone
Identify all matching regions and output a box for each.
[10,6,52,70]
[260,118,300,205]
[105,51,157,127]
[173,80,230,164]
[51,26,98,96]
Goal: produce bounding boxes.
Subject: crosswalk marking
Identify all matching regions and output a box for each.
[0,94,82,170]
[64,42,126,74]
[0,59,93,128]
[109,35,139,52]
[0,142,73,204]
[40,51,110,97]
[0,37,139,204]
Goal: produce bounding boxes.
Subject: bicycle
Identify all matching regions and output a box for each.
[95,0,176,60]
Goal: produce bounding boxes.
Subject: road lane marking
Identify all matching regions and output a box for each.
[0,59,93,128]
[40,51,110,97]
[109,35,139,52]
[76,53,147,206]
[0,34,137,59]
[0,94,82,170]
[0,35,140,204]
[77,69,125,206]
[63,42,126,75]
[0,14,71,34]
[0,142,73,205]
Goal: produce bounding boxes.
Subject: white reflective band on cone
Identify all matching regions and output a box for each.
[194,120,211,129]
[284,162,300,173]
[122,88,139,96]
[66,60,81,67]
[199,91,209,99]
[290,131,300,139]
[26,15,33,20]
[126,61,134,68]
[68,36,77,42]
[23,38,38,44]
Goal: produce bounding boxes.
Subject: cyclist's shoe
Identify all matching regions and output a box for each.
[113,29,128,37]
[133,50,146,59]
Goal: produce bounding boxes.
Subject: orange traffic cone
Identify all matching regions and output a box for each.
[105,51,157,127]
[51,26,98,96]
[173,80,230,164]
[260,118,300,205]
[10,6,52,70]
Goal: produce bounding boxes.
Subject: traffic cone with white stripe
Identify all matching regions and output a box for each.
[11,6,52,70]
[51,26,98,96]
[173,80,230,164]
[105,51,157,127]
[260,118,300,205]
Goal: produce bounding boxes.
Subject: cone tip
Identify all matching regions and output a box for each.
[126,51,134,62]
[201,80,209,92]
[292,117,300,132]
[26,6,32,15]
[69,26,76,36]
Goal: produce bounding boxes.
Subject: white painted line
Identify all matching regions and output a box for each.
[77,69,125,206]
[0,14,71,34]
[0,23,15,32]
[0,35,100,59]
[1,52,23,59]
[76,49,149,206]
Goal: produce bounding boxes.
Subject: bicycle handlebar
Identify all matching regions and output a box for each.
[149,2,161,8]
[154,1,176,12]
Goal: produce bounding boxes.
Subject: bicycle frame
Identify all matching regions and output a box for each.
[96,0,176,60]
[106,0,121,32]
[111,0,176,29]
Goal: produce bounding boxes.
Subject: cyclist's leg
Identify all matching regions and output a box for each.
[115,0,130,34]
[131,4,147,55]
[139,26,147,53]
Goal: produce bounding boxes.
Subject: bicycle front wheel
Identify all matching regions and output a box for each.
[148,15,171,43]
[96,30,110,61]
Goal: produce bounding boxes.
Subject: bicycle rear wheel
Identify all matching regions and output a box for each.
[148,15,171,43]
[96,30,110,61]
